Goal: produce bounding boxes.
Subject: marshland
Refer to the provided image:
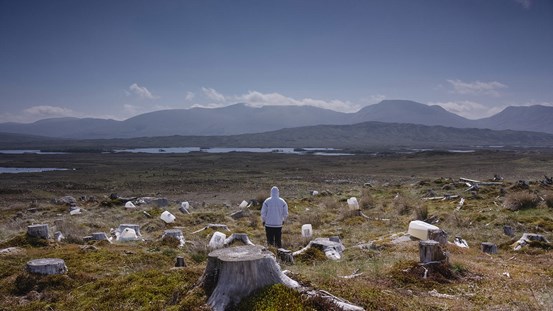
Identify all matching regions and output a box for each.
[0,149,552,310]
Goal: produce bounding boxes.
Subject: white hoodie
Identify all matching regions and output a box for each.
[261,186,288,228]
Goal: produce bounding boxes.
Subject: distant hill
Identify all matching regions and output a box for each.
[1,100,552,139]
[474,105,553,134]
[351,100,471,128]
[2,121,553,151]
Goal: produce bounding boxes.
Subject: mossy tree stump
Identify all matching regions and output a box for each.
[201,245,299,311]
[26,258,67,275]
[27,224,49,239]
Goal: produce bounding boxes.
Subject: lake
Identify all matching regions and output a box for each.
[0,167,70,174]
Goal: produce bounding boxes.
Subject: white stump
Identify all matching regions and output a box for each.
[118,224,141,236]
[26,258,67,275]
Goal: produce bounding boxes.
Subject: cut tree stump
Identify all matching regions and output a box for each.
[503,225,515,237]
[118,224,141,236]
[27,224,49,239]
[175,256,186,267]
[293,237,345,260]
[428,229,448,245]
[419,240,448,263]
[92,232,109,241]
[26,258,67,275]
[163,229,183,239]
[201,245,299,311]
[481,242,497,254]
[229,209,248,220]
[277,248,294,264]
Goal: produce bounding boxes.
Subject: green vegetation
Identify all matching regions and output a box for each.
[0,150,552,310]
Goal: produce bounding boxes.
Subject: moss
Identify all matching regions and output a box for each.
[0,233,49,248]
[295,247,327,264]
[233,283,307,311]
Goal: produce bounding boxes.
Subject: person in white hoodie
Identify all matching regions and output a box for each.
[261,186,288,248]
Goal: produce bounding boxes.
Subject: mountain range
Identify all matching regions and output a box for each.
[0,100,552,140]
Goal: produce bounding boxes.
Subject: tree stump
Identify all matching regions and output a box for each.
[26,258,67,275]
[27,224,49,239]
[201,245,299,311]
[163,229,183,239]
[428,229,448,245]
[54,231,64,242]
[229,209,247,220]
[175,256,186,267]
[92,232,109,241]
[419,240,447,263]
[293,237,345,260]
[503,225,515,237]
[481,242,497,254]
[118,224,141,236]
[277,248,294,264]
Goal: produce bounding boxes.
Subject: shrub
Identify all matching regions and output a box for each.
[393,194,419,216]
[504,192,540,211]
[415,205,429,221]
[295,247,327,264]
[322,197,339,210]
[544,192,553,209]
[359,189,375,210]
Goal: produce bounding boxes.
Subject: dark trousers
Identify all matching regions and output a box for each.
[265,226,282,248]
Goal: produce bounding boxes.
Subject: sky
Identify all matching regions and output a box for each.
[1,0,552,123]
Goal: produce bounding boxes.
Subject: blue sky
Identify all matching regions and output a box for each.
[1,0,552,123]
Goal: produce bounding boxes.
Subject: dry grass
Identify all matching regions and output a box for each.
[0,151,552,310]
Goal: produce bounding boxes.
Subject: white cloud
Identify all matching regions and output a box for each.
[24,105,78,118]
[185,91,195,101]
[202,87,226,102]
[0,105,82,123]
[514,0,531,9]
[429,101,503,119]
[447,79,507,97]
[128,83,158,99]
[194,88,363,113]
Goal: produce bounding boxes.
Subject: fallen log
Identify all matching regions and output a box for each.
[192,224,230,234]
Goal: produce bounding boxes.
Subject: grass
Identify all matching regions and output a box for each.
[0,150,552,310]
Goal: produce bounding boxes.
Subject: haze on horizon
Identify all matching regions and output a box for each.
[1,0,552,124]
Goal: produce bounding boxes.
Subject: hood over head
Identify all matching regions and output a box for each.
[270,186,280,199]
